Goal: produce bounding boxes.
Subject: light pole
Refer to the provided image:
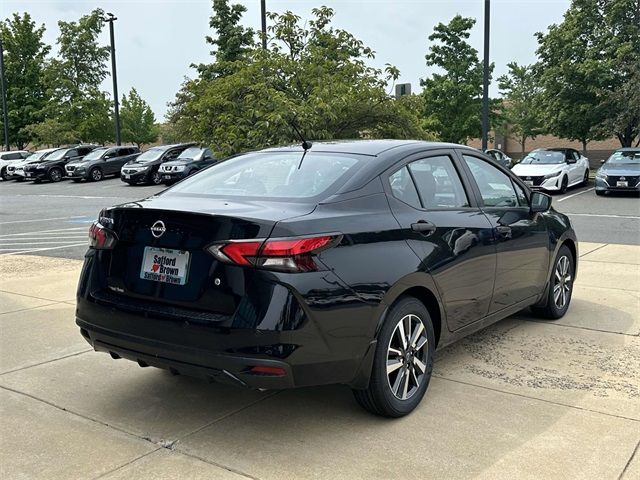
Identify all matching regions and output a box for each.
[104,13,121,145]
[481,0,490,151]
[0,38,9,151]
[261,0,267,49]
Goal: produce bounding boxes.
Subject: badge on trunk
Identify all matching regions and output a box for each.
[151,220,166,238]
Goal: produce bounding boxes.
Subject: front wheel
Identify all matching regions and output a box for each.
[0,167,8,181]
[559,176,568,194]
[48,167,63,182]
[89,167,103,182]
[352,296,434,417]
[149,170,162,185]
[531,245,575,319]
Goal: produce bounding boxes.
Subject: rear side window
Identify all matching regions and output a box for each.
[463,155,518,207]
[408,156,469,209]
[170,152,360,200]
[389,167,421,208]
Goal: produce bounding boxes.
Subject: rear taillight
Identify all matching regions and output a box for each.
[88,222,118,249]
[208,235,341,273]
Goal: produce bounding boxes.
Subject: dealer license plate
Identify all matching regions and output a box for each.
[124,174,130,179]
[617,181,628,187]
[140,247,190,285]
[163,175,172,180]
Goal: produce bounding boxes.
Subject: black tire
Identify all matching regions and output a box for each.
[149,170,162,185]
[48,167,63,182]
[559,176,568,194]
[89,167,103,182]
[581,170,589,186]
[0,167,8,181]
[352,296,435,417]
[595,190,604,196]
[531,245,574,320]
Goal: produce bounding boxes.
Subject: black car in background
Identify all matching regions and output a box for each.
[24,145,97,183]
[77,140,577,417]
[66,146,141,182]
[121,143,195,185]
[158,147,216,184]
[595,147,640,195]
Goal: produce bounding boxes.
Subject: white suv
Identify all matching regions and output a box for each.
[512,148,590,193]
[0,151,30,180]
[5,148,61,181]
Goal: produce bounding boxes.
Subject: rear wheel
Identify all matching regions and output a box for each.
[89,167,103,182]
[352,296,434,417]
[559,176,568,194]
[531,245,574,319]
[48,167,63,182]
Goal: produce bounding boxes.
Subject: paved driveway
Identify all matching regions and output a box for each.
[0,242,638,479]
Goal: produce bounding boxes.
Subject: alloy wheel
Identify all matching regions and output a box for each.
[386,314,429,400]
[49,168,62,182]
[91,168,103,181]
[151,171,162,185]
[553,255,572,309]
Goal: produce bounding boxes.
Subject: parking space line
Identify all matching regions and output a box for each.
[0,241,89,247]
[0,243,87,256]
[567,213,640,219]
[557,187,594,202]
[0,215,86,225]
[0,227,87,237]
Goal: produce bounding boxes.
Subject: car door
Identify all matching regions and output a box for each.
[101,148,120,175]
[385,150,497,330]
[459,152,550,312]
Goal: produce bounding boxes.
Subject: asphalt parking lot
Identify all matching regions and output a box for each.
[0,176,639,479]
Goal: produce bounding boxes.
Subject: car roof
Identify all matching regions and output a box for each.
[262,139,464,157]
[615,147,640,152]
[147,143,195,152]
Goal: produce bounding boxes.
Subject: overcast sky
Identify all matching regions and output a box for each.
[3,0,571,119]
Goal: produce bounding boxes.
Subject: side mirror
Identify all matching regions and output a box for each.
[530,191,551,213]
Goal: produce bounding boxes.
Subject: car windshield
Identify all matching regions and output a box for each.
[135,149,164,163]
[605,150,640,165]
[169,152,360,200]
[46,149,68,161]
[177,147,202,160]
[25,150,52,162]
[82,148,108,161]
[520,151,565,165]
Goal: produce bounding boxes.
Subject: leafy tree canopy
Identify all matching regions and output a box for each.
[169,5,429,156]
[420,15,494,144]
[0,13,50,149]
[120,88,158,147]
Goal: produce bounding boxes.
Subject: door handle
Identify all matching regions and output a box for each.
[411,220,436,235]
[496,225,512,238]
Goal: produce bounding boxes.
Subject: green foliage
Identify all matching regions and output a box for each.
[0,13,50,149]
[195,0,256,79]
[420,15,494,144]
[23,118,78,147]
[120,88,158,147]
[535,0,640,149]
[169,6,428,156]
[497,63,544,152]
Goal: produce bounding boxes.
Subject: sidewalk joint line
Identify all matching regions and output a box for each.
[0,302,60,316]
[523,319,639,337]
[91,448,162,480]
[0,288,65,303]
[433,375,640,423]
[579,243,609,258]
[176,450,263,480]
[0,349,93,376]
[618,439,640,480]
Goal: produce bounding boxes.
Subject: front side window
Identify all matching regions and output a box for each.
[170,152,360,200]
[389,166,421,209]
[46,149,68,161]
[177,147,202,160]
[408,156,469,209]
[463,155,518,207]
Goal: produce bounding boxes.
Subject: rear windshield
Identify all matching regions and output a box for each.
[520,151,565,165]
[169,152,360,200]
[606,150,640,165]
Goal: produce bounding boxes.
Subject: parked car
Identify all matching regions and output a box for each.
[158,147,216,184]
[121,143,195,185]
[77,140,578,417]
[511,148,589,193]
[66,146,141,182]
[0,150,31,180]
[7,148,62,181]
[595,147,640,196]
[24,145,98,183]
[485,149,512,169]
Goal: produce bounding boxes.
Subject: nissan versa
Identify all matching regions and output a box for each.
[77,140,578,417]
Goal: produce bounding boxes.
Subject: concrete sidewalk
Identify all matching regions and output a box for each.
[1,243,638,480]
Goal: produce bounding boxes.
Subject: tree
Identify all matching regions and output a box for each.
[23,118,78,147]
[120,88,158,147]
[0,13,51,149]
[168,6,428,156]
[535,0,640,150]
[195,0,256,79]
[31,9,112,143]
[497,63,544,153]
[420,15,493,144]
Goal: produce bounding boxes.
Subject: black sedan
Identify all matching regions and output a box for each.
[77,140,578,417]
[120,143,194,185]
[595,147,640,195]
[158,146,216,184]
[24,145,97,182]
